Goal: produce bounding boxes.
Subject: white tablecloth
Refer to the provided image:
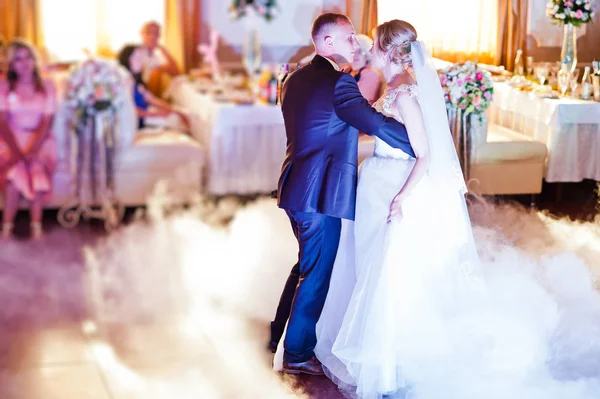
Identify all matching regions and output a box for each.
[168,78,286,195]
[489,82,600,183]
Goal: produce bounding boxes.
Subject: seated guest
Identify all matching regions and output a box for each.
[139,21,180,94]
[0,39,58,239]
[118,45,190,132]
[350,34,384,105]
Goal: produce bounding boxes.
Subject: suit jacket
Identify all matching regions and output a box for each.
[277,55,415,220]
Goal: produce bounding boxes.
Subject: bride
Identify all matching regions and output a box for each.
[314,20,600,399]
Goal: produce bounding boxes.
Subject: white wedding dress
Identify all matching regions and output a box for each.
[314,43,600,399]
[314,82,483,399]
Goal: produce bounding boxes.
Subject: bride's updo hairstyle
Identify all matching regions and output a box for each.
[374,19,417,69]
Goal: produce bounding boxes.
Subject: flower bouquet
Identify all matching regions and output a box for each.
[439,61,494,115]
[546,0,596,27]
[65,58,128,120]
[229,0,278,21]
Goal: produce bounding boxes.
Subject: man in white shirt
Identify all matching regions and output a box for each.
[139,21,180,85]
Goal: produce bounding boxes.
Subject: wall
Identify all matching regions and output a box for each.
[199,0,598,70]
[202,0,346,67]
[526,0,599,64]
[348,0,599,66]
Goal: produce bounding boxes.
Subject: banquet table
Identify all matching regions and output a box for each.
[168,78,287,195]
[489,82,600,183]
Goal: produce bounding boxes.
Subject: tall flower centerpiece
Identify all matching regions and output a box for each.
[59,58,129,231]
[229,1,279,80]
[439,61,494,181]
[546,0,596,73]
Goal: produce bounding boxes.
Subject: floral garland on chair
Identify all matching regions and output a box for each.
[229,0,279,21]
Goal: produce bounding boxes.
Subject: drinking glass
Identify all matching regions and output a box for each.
[570,69,581,97]
[558,70,570,96]
[536,65,549,85]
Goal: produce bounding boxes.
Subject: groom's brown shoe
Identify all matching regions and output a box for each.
[282,356,325,376]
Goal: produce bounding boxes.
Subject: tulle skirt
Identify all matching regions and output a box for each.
[315,155,600,399]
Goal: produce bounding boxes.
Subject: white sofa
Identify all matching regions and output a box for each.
[1,72,205,210]
[468,123,547,195]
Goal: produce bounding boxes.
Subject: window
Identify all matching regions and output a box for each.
[41,0,164,62]
[378,0,498,64]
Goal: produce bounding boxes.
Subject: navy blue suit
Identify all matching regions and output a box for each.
[272,55,414,363]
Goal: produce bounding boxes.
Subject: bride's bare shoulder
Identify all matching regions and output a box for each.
[388,71,416,90]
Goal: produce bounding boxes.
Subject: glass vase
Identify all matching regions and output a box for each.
[243,28,261,77]
[561,24,578,74]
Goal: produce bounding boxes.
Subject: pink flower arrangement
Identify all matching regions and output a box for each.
[230,0,278,22]
[439,61,494,114]
[65,58,129,118]
[546,0,596,27]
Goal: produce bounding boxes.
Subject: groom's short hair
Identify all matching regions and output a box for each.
[311,13,351,42]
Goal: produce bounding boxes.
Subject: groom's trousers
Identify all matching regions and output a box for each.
[278,210,341,363]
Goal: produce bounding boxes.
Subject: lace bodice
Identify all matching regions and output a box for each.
[372,84,419,160]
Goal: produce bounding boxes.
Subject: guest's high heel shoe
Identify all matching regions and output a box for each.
[30,222,43,240]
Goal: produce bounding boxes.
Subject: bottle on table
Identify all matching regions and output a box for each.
[581,66,593,100]
[514,49,524,76]
[593,60,600,101]
[277,64,289,105]
[258,67,271,102]
[268,65,278,105]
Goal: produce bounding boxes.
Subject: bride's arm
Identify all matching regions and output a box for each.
[387,92,429,222]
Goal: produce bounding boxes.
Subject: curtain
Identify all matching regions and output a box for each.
[496,0,529,71]
[0,0,43,47]
[40,0,164,62]
[164,0,201,73]
[360,0,378,37]
[378,0,499,64]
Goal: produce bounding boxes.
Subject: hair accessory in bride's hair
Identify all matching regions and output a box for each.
[399,41,412,56]
[390,40,414,68]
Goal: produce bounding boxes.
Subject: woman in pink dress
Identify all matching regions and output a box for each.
[0,39,57,239]
[350,34,384,105]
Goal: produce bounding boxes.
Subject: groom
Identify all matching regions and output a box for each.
[271,13,415,375]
